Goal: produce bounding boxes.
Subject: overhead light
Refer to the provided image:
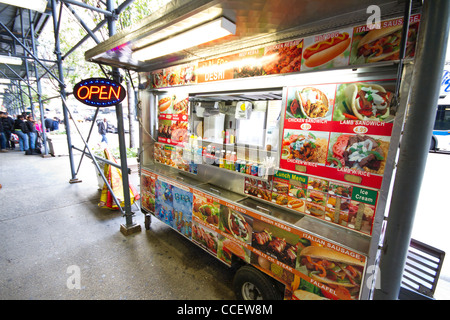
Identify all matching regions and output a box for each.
[0,0,47,13]
[132,17,236,62]
[0,55,22,65]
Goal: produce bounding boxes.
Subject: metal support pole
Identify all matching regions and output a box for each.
[373,0,450,300]
[63,2,101,44]
[20,9,34,118]
[0,21,65,88]
[106,0,141,235]
[51,0,80,183]
[60,97,125,216]
[29,9,49,156]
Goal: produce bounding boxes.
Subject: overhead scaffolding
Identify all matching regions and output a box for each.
[0,0,140,234]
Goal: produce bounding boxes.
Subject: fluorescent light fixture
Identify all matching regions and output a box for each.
[0,55,22,65]
[132,17,236,62]
[0,0,47,13]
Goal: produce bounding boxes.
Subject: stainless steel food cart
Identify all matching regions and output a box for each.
[85,0,450,300]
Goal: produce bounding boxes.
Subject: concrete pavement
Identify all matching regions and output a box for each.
[0,146,235,300]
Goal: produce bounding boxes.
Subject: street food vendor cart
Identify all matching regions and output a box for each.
[85,0,450,300]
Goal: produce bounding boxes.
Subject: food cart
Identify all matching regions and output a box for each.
[84,0,447,300]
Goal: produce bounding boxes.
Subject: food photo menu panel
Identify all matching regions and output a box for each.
[281,79,396,191]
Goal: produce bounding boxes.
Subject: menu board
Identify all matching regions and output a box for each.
[245,171,377,235]
[157,92,189,146]
[281,79,396,190]
[141,169,367,300]
[145,14,420,89]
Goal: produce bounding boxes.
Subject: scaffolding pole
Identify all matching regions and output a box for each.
[107,0,141,235]
[51,0,79,183]
[373,0,450,300]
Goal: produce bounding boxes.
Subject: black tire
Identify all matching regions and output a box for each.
[233,265,283,300]
[144,214,152,230]
[430,136,437,151]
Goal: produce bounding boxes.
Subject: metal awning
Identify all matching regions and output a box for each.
[0,2,51,83]
[189,90,283,102]
[85,0,422,72]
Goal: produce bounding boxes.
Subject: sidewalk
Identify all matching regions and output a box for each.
[0,149,235,300]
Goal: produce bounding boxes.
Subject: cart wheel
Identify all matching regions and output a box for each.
[233,265,282,300]
[144,214,151,230]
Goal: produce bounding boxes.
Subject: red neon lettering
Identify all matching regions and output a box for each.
[89,86,100,99]
[75,82,123,103]
[109,86,121,100]
[99,86,108,100]
[77,86,89,99]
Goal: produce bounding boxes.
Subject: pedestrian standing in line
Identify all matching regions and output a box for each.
[44,116,53,132]
[26,115,38,153]
[52,117,60,131]
[35,120,42,133]
[97,118,108,144]
[0,112,7,152]
[1,111,15,149]
[13,115,30,152]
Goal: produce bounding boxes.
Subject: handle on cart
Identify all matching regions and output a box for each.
[256,205,272,215]
[209,187,220,194]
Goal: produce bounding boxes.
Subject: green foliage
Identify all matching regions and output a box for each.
[92,144,138,159]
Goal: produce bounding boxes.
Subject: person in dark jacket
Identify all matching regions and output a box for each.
[44,116,54,132]
[14,115,29,151]
[52,117,59,131]
[1,111,14,149]
[97,118,108,144]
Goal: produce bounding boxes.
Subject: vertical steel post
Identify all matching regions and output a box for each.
[20,9,34,118]
[106,0,140,234]
[29,9,49,156]
[51,0,79,182]
[373,0,450,300]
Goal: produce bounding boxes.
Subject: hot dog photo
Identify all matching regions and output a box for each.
[301,28,352,70]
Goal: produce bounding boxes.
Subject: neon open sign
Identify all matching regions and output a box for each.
[73,78,126,107]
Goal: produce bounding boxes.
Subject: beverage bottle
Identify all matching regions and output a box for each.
[219,150,225,168]
[225,150,231,169]
[230,151,237,171]
[211,146,217,166]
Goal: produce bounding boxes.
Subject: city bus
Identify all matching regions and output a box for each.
[430,104,450,152]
